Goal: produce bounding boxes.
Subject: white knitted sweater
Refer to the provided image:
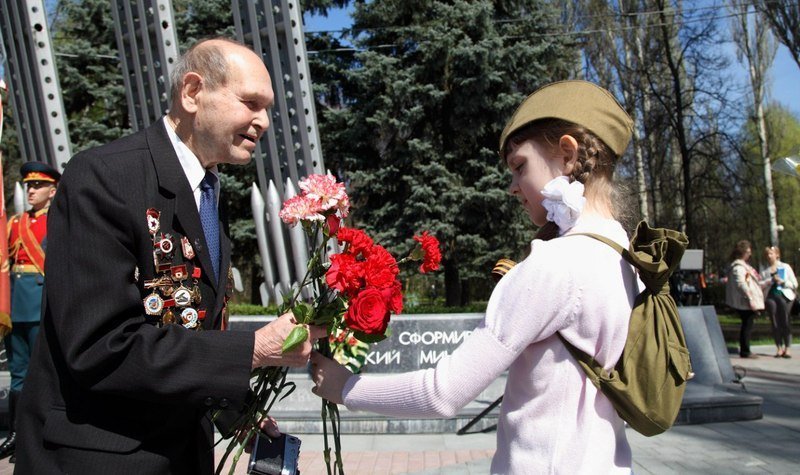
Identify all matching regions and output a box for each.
[342,216,641,474]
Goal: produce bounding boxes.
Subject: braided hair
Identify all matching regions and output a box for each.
[503,118,619,241]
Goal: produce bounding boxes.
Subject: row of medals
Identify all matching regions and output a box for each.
[142,208,205,330]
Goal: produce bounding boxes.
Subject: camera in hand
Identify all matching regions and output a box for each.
[248,432,301,475]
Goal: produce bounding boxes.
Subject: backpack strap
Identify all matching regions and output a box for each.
[568,232,638,271]
[557,232,639,378]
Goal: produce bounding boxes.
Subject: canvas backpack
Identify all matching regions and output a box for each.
[559,221,692,437]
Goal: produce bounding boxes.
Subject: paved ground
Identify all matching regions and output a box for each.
[0,344,797,474]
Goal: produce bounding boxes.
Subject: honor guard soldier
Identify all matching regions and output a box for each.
[1,162,60,462]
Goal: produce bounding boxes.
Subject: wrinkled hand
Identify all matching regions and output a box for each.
[252,313,327,369]
[309,351,353,405]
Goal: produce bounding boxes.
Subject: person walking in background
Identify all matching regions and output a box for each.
[725,240,765,358]
[311,80,643,474]
[0,162,60,463]
[760,246,796,358]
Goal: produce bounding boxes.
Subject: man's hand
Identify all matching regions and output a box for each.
[252,313,327,369]
[309,351,353,405]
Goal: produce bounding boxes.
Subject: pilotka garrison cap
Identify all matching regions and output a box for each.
[498,80,634,158]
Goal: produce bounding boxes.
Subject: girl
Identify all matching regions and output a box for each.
[760,246,796,358]
[311,80,641,474]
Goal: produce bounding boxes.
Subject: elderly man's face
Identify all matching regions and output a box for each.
[26,181,57,210]
[192,46,274,168]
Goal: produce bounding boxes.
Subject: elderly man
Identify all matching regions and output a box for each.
[1,162,60,463]
[16,38,325,474]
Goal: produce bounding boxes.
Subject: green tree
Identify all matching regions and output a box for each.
[711,105,800,275]
[318,0,578,305]
[50,0,129,152]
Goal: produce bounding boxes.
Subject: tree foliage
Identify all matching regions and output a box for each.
[757,0,800,69]
[50,0,129,152]
[311,0,578,304]
[573,0,743,249]
[3,0,798,306]
[718,104,800,273]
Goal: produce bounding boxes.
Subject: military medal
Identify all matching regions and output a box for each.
[162,310,176,325]
[171,264,188,281]
[156,234,174,255]
[144,275,170,290]
[134,266,140,283]
[144,292,164,316]
[142,208,207,332]
[181,308,199,328]
[190,285,202,304]
[146,208,160,235]
[173,285,192,307]
[181,236,195,260]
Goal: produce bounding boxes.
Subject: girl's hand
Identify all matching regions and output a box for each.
[309,351,353,404]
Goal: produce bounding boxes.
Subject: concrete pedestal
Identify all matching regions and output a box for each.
[231,307,763,434]
[677,306,763,424]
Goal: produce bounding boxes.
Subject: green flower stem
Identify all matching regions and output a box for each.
[321,399,333,475]
[329,400,344,475]
[215,366,292,474]
[227,428,256,475]
[217,220,341,474]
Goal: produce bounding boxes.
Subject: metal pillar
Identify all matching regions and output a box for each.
[0,0,72,170]
[232,0,327,302]
[110,0,179,131]
[232,0,325,200]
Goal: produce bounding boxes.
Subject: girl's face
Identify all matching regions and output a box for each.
[743,247,752,262]
[766,247,778,264]
[506,138,568,226]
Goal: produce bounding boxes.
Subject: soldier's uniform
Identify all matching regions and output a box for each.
[1,161,60,462]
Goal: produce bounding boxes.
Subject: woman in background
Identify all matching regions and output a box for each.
[760,246,796,358]
[725,240,765,358]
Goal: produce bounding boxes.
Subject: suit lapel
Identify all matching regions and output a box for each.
[146,120,220,293]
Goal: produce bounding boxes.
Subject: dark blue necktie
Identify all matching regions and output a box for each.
[199,171,220,282]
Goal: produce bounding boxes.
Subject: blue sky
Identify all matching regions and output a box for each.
[303,7,800,119]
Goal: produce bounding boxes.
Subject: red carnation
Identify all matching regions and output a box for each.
[337,227,374,257]
[381,280,404,315]
[326,253,363,297]
[345,288,390,335]
[363,245,399,289]
[413,231,442,273]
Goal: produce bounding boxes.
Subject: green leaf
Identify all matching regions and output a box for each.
[312,299,344,325]
[282,326,309,353]
[291,302,313,324]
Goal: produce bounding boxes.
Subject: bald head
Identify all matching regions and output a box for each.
[169,38,262,107]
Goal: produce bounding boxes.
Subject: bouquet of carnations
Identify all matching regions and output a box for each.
[216,174,441,475]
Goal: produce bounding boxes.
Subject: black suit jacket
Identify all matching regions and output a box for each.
[16,120,254,474]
